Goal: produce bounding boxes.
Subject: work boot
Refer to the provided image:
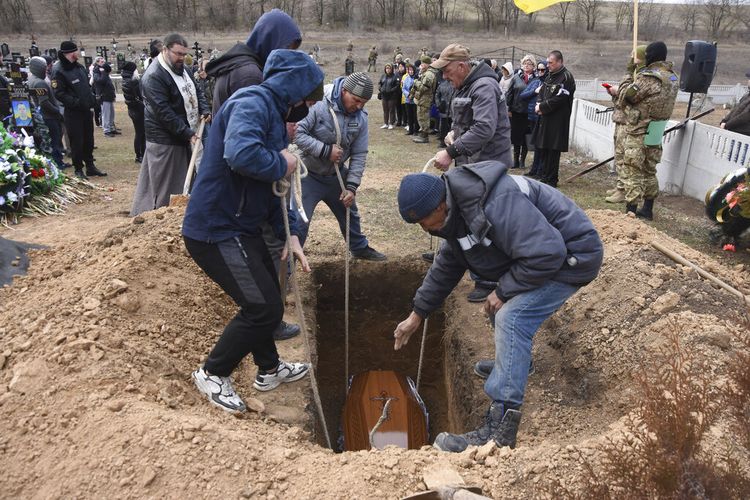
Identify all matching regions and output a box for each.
[86,164,108,177]
[467,283,493,303]
[493,408,522,448]
[412,132,429,144]
[74,168,87,179]
[433,401,516,452]
[636,198,654,221]
[273,321,300,341]
[520,148,527,169]
[351,246,387,261]
[512,145,521,169]
[605,190,626,203]
[625,203,638,217]
[473,359,534,379]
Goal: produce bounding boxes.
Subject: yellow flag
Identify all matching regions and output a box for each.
[514,0,574,14]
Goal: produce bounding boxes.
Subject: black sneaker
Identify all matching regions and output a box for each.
[273,321,300,341]
[421,252,434,263]
[352,246,387,261]
[74,169,87,179]
[467,284,493,303]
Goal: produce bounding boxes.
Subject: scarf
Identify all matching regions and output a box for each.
[157,53,199,132]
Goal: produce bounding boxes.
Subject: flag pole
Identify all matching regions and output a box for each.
[633,0,639,55]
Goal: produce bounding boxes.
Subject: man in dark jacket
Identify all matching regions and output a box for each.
[121,62,145,162]
[92,58,118,137]
[203,9,304,341]
[534,50,575,188]
[130,33,210,216]
[431,43,513,302]
[204,9,301,115]
[183,49,324,412]
[720,70,750,136]
[394,162,603,452]
[50,41,107,178]
[28,56,65,169]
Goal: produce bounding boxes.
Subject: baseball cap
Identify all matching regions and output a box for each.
[431,44,471,69]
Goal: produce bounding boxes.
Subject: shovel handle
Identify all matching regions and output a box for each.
[182,118,206,196]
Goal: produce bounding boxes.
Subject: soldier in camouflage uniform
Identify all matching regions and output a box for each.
[367,46,378,72]
[617,41,678,220]
[606,45,646,203]
[411,55,438,144]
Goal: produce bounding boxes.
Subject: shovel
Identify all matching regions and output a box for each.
[169,118,206,207]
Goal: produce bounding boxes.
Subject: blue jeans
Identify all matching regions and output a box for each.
[297,171,369,251]
[484,280,580,406]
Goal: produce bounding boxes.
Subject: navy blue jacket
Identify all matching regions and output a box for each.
[413,161,603,317]
[182,50,324,244]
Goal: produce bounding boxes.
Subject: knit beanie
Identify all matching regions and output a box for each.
[60,41,78,54]
[342,72,373,100]
[398,173,446,223]
[420,55,432,65]
[645,41,667,66]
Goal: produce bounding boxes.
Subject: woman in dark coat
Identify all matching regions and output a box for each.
[378,63,401,129]
[505,55,536,169]
[521,61,547,178]
[121,62,145,162]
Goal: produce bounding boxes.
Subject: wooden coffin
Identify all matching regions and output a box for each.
[342,370,429,451]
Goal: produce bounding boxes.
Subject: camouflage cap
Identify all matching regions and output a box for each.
[431,43,471,69]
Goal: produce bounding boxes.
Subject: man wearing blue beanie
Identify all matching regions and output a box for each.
[395,161,604,452]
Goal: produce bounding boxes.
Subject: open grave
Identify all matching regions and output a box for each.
[308,259,481,451]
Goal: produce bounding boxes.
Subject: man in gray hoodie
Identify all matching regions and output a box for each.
[394,161,603,452]
[28,56,65,169]
[294,72,386,261]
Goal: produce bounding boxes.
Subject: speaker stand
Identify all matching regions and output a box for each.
[686,92,694,119]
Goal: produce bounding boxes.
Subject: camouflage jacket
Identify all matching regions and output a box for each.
[620,61,678,135]
[412,67,438,106]
[611,72,634,124]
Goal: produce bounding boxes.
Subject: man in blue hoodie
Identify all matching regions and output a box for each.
[294,72,387,261]
[394,162,603,452]
[182,50,324,413]
[204,9,304,340]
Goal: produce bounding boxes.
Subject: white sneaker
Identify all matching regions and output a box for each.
[253,360,309,392]
[380,124,388,129]
[192,367,247,413]
[388,124,394,130]
[404,125,409,130]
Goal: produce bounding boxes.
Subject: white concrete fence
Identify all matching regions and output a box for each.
[569,98,750,202]
[575,79,747,106]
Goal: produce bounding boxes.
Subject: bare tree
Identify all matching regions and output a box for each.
[678,0,700,35]
[43,0,79,34]
[554,1,573,33]
[613,1,630,32]
[576,0,601,32]
[0,0,34,32]
[702,0,739,39]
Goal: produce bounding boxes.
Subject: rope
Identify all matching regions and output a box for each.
[328,106,351,394]
[272,145,309,223]
[368,398,395,450]
[415,154,440,391]
[273,167,332,450]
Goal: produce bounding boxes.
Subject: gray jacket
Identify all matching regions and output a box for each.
[294,80,369,192]
[413,160,604,317]
[448,61,512,167]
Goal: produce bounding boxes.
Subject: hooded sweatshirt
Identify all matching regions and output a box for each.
[204,9,301,114]
[28,56,63,120]
[182,49,324,244]
[412,160,603,317]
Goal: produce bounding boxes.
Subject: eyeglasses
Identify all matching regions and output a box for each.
[537,68,546,72]
[168,48,188,59]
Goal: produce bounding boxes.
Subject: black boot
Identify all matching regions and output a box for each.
[493,407,522,448]
[626,203,638,216]
[512,145,521,169]
[86,164,108,177]
[520,145,528,169]
[636,198,654,220]
[74,168,87,179]
[433,401,507,452]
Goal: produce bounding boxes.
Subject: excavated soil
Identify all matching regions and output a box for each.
[1,201,748,498]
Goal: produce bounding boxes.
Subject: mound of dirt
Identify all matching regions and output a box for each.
[0,206,747,498]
